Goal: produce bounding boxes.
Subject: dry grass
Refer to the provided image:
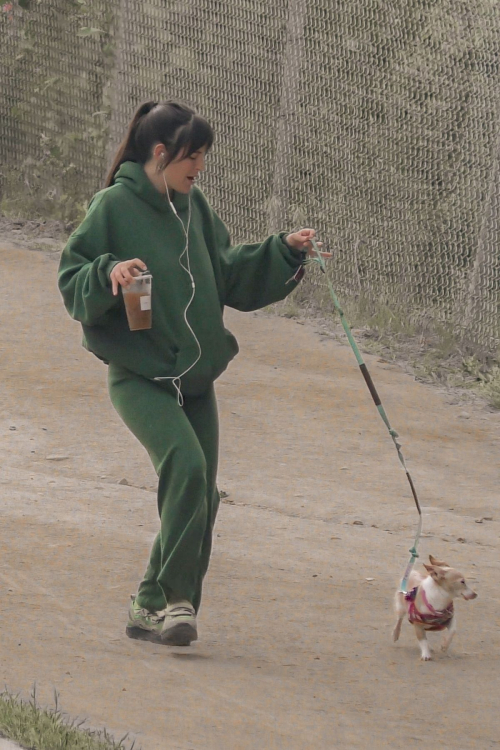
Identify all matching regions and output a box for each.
[271,280,500,410]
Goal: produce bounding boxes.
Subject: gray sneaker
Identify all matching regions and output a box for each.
[160,600,198,646]
[126,596,165,643]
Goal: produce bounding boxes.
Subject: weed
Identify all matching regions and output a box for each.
[276,297,301,319]
[272,272,500,410]
[0,686,137,750]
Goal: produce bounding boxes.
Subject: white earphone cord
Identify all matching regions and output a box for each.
[154,173,202,406]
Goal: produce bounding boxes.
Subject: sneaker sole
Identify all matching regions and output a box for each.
[161,622,198,647]
[125,625,163,644]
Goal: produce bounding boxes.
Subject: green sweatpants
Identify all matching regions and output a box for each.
[108,363,220,614]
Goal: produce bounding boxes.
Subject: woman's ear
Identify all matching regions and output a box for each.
[152,143,167,161]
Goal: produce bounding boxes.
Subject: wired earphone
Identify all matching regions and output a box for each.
[153,160,202,406]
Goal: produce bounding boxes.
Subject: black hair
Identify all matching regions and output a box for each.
[104,100,214,187]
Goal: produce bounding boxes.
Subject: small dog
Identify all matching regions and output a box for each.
[392,554,477,660]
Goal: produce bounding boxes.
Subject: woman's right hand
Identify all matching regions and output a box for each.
[110,259,147,296]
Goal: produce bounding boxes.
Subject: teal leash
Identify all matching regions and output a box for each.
[308,239,422,593]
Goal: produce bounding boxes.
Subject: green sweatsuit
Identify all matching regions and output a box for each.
[58,160,303,612]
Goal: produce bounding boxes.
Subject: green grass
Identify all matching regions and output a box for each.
[0,688,137,750]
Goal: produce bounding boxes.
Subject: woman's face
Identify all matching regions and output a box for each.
[164,147,207,194]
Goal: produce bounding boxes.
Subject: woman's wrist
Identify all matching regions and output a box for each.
[282,233,307,261]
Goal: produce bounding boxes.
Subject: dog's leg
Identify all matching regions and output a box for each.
[392,591,405,642]
[441,614,457,653]
[414,624,432,661]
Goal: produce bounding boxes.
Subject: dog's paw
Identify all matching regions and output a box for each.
[421,655,433,661]
[441,641,450,653]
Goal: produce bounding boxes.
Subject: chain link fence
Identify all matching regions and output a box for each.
[1,0,499,353]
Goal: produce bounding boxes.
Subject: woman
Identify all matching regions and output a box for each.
[58,100,330,647]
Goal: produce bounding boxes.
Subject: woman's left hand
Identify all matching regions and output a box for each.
[285,228,332,259]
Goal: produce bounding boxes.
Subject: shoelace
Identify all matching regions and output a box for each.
[167,605,194,617]
[152,602,194,619]
[136,606,165,624]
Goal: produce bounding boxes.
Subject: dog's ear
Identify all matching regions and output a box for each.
[424,563,446,581]
[429,554,449,567]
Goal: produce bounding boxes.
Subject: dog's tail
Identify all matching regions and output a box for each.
[392,591,406,642]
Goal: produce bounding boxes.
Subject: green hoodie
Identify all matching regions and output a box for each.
[58,161,303,396]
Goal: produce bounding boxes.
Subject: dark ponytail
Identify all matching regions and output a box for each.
[105,101,157,187]
[104,100,214,187]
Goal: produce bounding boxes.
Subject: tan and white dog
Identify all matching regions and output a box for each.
[392,555,477,660]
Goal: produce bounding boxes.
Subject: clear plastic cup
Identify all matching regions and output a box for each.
[122,273,152,331]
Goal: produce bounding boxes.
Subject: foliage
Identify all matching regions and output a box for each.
[0,0,115,221]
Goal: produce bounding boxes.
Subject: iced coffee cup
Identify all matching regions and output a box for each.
[122,272,153,331]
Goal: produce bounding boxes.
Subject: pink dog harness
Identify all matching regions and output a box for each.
[405,587,454,631]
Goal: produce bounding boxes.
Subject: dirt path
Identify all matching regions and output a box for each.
[1,243,499,749]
